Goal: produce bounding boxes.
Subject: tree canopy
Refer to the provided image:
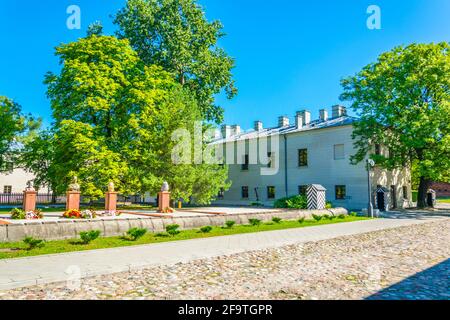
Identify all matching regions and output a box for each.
[0,96,40,173]
[24,34,229,202]
[341,42,450,207]
[114,0,237,123]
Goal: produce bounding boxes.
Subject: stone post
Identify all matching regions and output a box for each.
[23,190,37,212]
[158,181,171,213]
[66,191,81,211]
[105,192,118,212]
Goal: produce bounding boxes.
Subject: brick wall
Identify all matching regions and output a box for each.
[430,182,450,197]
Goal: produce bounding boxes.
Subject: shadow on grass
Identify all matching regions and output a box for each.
[366,259,450,300]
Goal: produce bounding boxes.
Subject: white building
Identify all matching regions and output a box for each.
[212,105,412,210]
[0,168,35,194]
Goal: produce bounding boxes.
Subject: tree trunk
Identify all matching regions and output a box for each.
[417,176,430,208]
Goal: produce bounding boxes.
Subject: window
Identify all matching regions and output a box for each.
[298,149,308,167]
[298,185,308,196]
[334,144,345,160]
[218,188,225,199]
[403,186,408,200]
[375,144,381,156]
[3,186,12,194]
[267,186,276,199]
[267,152,273,168]
[241,154,249,171]
[335,185,346,200]
[241,186,249,199]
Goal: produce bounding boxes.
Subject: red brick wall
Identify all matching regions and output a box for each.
[430,182,450,197]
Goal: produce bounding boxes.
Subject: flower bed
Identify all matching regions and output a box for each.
[62,209,97,219]
[10,208,44,220]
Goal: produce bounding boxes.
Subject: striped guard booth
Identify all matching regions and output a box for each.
[307,184,327,210]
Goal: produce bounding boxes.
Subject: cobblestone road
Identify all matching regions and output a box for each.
[1,219,449,300]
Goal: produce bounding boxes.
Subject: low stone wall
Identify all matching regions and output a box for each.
[0,208,347,243]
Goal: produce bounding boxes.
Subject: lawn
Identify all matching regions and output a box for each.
[438,198,450,203]
[0,215,369,260]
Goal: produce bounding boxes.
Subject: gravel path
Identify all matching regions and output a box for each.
[1,219,449,300]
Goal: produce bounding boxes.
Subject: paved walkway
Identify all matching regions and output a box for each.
[0,215,446,291]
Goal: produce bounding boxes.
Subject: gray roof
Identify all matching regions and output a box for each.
[212,116,357,144]
[308,184,327,191]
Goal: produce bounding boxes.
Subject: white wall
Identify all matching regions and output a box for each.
[0,169,36,193]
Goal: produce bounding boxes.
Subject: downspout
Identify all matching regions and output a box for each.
[284,134,288,197]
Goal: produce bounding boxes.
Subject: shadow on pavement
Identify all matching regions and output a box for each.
[366,259,450,300]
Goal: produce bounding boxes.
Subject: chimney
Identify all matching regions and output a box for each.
[295,112,304,129]
[254,121,263,132]
[231,125,241,136]
[278,116,290,128]
[319,109,328,122]
[332,105,347,118]
[221,125,232,138]
[297,110,311,126]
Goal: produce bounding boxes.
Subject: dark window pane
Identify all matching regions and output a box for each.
[242,186,249,199]
[298,149,308,167]
[241,154,249,171]
[298,185,307,196]
[335,185,346,200]
[267,186,276,199]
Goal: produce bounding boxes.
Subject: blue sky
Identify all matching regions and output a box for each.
[0,0,449,129]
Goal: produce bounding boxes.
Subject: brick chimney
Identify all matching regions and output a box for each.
[254,121,263,132]
[221,125,232,138]
[278,116,290,128]
[332,105,347,118]
[319,109,328,122]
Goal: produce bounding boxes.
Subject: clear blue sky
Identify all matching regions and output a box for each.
[0,0,449,129]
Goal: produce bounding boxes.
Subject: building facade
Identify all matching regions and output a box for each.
[0,168,36,194]
[212,106,412,210]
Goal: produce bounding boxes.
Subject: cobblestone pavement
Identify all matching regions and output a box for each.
[1,219,449,300]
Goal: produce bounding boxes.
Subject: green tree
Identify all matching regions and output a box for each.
[36,34,229,202]
[0,96,40,172]
[341,43,450,208]
[114,0,237,123]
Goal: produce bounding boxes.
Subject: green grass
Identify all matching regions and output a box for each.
[438,198,450,203]
[0,216,368,260]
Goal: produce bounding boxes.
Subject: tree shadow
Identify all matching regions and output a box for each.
[366,259,450,300]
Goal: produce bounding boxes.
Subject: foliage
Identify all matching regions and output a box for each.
[200,226,213,233]
[79,230,101,244]
[125,228,148,241]
[23,237,45,250]
[274,195,307,209]
[10,208,25,220]
[0,96,40,172]
[166,224,180,236]
[326,201,333,209]
[338,214,346,219]
[340,42,450,207]
[114,0,237,123]
[31,34,229,204]
[225,220,235,229]
[298,217,305,224]
[63,209,96,219]
[248,218,261,226]
[312,214,323,222]
[349,212,358,217]
[272,217,282,224]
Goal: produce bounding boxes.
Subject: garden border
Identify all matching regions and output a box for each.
[0,208,347,242]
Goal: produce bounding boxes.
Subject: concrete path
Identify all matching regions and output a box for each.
[0,215,447,291]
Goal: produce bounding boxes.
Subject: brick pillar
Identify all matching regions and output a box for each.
[158,191,171,213]
[23,190,37,212]
[105,192,118,212]
[66,191,81,210]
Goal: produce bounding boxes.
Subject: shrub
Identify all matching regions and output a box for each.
[326,201,333,209]
[249,218,261,226]
[225,220,236,229]
[349,211,358,217]
[166,224,180,236]
[298,217,305,224]
[274,195,307,209]
[23,237,45,250]
[10,208,25,220]
[79,230,101,244]
[312,214,323,222]
[251,202,263,207]
[200,226,213,233]
[125,228,147,241]
[272,217,282,224]
[338,214,346,219]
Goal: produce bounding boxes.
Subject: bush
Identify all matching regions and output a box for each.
[298,217,305,224]
[272,217,282,224]
[349,211,358,217]
[79,230,101,244]
[326,201,333,209]
[274,195,307,209]
[312,214,323,222]
[23,237,45,250]
[338,214,346,219]
[125,228,147,241]
[10,208,25,220]
[251,202,263,207]
[166,224,180,236]
[200,226,213,233]
[225,220,235,229]
[249,218,262,226]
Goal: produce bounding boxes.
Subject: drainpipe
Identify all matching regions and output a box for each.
[284,134,288,197]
